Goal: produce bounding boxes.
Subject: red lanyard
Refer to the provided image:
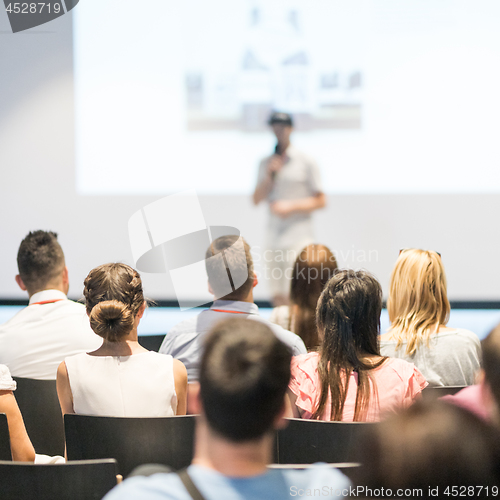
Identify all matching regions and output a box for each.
[30,299,64,306]
[211,309,250,314]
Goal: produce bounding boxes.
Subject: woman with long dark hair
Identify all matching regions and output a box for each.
[288,270,426,421]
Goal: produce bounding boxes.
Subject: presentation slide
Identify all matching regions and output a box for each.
[75,0,500,196]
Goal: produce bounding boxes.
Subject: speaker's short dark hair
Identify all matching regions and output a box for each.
[17,231,65,291]
[268,111,293,127]
[205,236,254,301]
[199,317,292,442]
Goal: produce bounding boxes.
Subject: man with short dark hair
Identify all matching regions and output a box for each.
[0,231,100,379]
[204,235,256,303]
[159,235,306,383]
[105,317,349,499]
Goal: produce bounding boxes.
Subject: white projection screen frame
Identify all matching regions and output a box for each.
[1,0,500,303]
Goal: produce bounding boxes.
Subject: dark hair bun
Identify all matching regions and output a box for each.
[89,300,134,342]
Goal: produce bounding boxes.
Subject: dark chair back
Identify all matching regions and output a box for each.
[0,458,117,500]
[422,385,467,400]
[13,377,65,456]
[65,414,195,477]
[138,334,166,352]
[0,413,11,461]
[276,418,376,464]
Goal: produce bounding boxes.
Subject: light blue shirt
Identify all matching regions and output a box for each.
[104,463,351,500]
[159,300,307,382]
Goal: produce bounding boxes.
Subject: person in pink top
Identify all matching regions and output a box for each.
[287,270,427,421]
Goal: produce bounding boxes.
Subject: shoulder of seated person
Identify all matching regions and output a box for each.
[105,472,182,499]
[0,364,14,384]
[438,327,479,340]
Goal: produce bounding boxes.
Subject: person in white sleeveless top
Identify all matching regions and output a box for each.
[57,263,187,417]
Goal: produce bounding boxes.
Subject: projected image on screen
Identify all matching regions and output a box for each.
[185,4,362,132]
[74,0,500,196]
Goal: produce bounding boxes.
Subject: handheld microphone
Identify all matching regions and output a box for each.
[271,143,282,181]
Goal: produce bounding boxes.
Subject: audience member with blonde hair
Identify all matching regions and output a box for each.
[57,263,187,417]
[380,249,481,387]
[288,270,426,421]
[270,244,338,350]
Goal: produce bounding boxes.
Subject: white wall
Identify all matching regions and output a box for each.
[1,7,499,302]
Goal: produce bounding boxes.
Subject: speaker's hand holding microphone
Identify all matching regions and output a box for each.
[267,154,284,181]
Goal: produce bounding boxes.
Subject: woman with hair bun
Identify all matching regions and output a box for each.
[380,249,481,387]
[57,263,187,417]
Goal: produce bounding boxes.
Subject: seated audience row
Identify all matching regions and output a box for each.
[0,230,485,466]
[104,317,351,499]
[106,316,500,499]
[272,244,481,389]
